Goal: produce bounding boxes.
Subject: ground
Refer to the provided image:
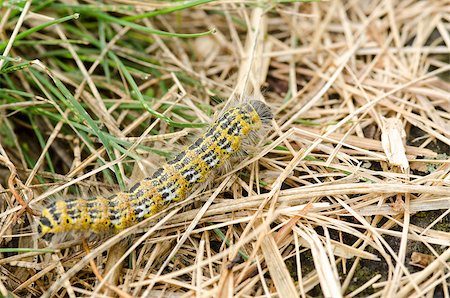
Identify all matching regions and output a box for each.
[0,0,449,297]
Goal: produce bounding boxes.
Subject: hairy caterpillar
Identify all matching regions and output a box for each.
[37,100,272,239]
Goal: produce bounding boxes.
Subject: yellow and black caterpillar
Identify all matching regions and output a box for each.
[37,100,272,239]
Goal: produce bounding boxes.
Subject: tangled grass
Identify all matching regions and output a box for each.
[0,0,449,297]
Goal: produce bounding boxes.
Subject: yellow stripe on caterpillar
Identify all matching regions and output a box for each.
[37,100,272,239]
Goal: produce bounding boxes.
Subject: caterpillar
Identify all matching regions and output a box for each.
[37,100,272,239]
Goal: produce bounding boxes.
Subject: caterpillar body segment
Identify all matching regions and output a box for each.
[37,100,272,239]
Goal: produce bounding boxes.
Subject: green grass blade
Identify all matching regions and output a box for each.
[0,248,55,253]
[87,11,215,38]
[0,13,80,53]
[110,55,207,128]
[123,0,215,21]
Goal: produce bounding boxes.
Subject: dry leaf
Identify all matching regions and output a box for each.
[410,252,435,268]
[381,117,409,172]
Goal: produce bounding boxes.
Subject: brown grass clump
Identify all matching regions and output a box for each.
[1,0,450,297]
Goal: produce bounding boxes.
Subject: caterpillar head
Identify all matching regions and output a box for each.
[243,100,273,143]
[249,100,273,125]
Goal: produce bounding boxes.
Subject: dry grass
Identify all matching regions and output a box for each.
[1,0,450,297]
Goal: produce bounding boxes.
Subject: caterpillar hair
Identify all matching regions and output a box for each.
[37,100,273,240]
